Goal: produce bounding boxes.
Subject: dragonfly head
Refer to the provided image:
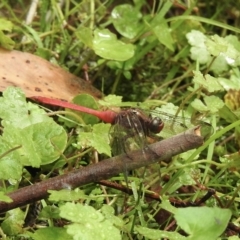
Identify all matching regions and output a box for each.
[148,117,164,134]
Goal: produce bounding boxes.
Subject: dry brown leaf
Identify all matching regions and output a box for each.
[0,48,102,101]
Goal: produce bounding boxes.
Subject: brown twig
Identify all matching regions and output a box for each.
[0,127,204,213]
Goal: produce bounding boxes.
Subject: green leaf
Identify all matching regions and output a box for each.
[152,21,174,51]
[205,35,240,73]
[35,47,53,59]
[1,208,25,235]
[0,18,13,31]
[0,31,15,50]
[218,75,240,91]
[39,206,60,219]
[72,94,99,125]
[93,29,135,61]
[0,87,49,128]
[210,54,229,74]
[225,35,240,52]
[206,35,240,65]
[111,4,143,39]
[159,198,178,215]
[187,31,240,73]
[30,227,71,240]
[99,94,123,107]
[192,71,224,92]
[203,95,225,112]
[48,189,88,202]
[175,207,231,240]
[2,121,67,167]
[153,103,175,116]
[0,141,23,180]
[186,30,211,64]
[101,205,124,228]
[228,237,240,240]
[0,191,13,203]
[219,105,239,124]
[59,203,121,240]
[0,87,67,176]
[191,99,209,112]
[135,226,186,240]
[69,26,136,61]
[75,26,93,48]
[0,18,15,50]
[123,70,132,79]
[179,168,198,185]
[77,123,111,156]
[206,35,228,56]
[191,95,224,114]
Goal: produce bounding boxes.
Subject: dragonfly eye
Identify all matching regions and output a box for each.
[149,117,164,133]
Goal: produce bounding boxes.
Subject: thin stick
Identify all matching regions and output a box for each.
[0,127,203,213]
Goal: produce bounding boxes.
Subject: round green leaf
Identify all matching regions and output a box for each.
[175,207,231,240]
[111,4,143,39]
[93,29,135,61]
[72,94,99,125]
[31,227,71,240]
[75,26,93,48]
[59,203,121,240]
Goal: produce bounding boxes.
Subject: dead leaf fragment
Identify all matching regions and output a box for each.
[0,48,102,101]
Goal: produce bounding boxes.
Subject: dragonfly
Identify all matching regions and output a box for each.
[32,96,212,170]
[32,96,212,143]
[32,96,212,188]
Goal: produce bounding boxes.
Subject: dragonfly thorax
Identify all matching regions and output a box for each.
[113,108,164,138]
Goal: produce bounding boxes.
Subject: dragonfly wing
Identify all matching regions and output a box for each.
[110,109,148,156]
[149,109,213,140]
[109,109,151,187]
